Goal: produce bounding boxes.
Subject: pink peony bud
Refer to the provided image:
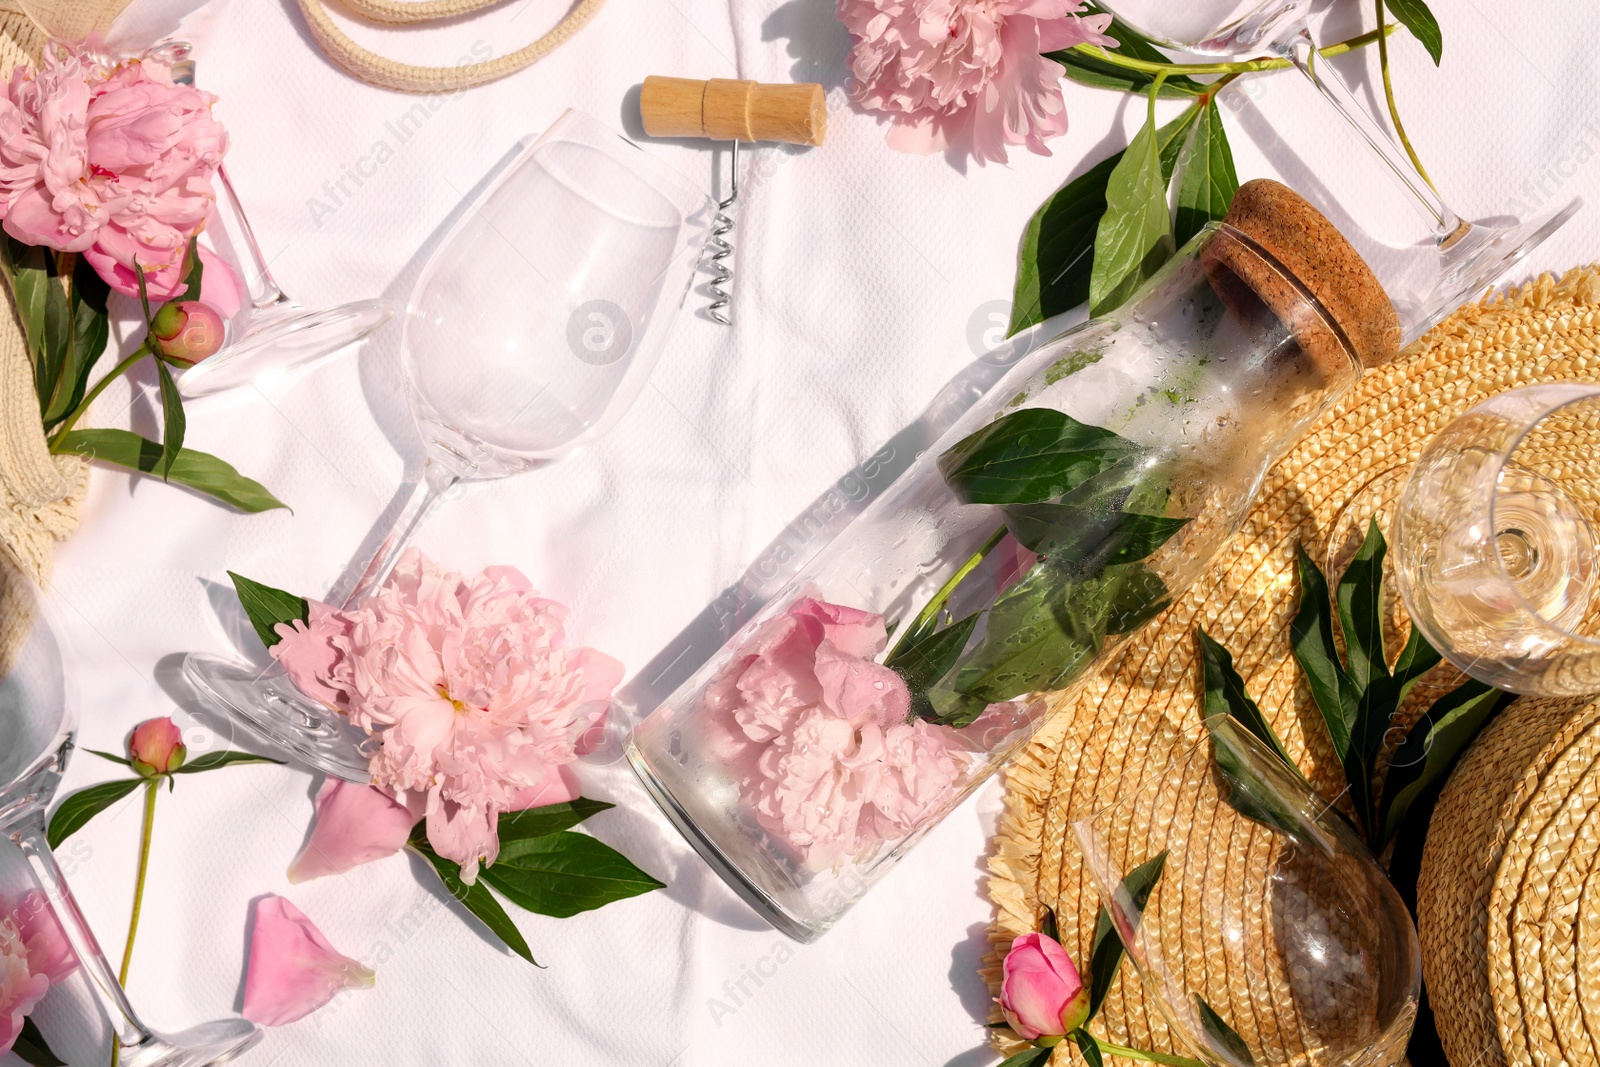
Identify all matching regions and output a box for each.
[287,780,417,883]
[128,717,186,777]
[998,932,1090,1041]
[150,300,225,366]
[242,896,374,1026]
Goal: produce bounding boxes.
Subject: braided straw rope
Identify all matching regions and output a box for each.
[293,0,606,94]
[985,265,1600,1065]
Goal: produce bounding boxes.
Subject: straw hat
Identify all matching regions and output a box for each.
[984,261,1600,1063]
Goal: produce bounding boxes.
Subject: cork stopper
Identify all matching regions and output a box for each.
[1203,179,1400,374]
[640,76,827,146]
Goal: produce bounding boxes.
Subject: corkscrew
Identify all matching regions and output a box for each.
[639,77,827,326]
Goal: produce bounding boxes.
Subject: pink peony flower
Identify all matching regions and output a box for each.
[196,241,241,319]
[271,550,623,884]
[999,930,1090,1040]
[242,896,373,1027]
[0,891,77,1056]
[837,0,1116,164]
[707,596,970,867]
[287,780,418,884]
[0,43,226,298]
[128,716,185,776]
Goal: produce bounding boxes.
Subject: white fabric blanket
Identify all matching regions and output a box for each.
[12,0,1598,1064]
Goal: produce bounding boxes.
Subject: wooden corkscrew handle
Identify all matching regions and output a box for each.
[639,76,826,146]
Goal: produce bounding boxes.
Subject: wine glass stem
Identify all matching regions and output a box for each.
[326,474,455,610]
[1282,29,1470,246]
[214,164,290,311]
[13,816,152,1051]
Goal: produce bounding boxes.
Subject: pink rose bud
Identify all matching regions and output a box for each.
[998,932,1091,1041]
[150,300,225,366]
[242,896,374,1026]
[128,717,186,777]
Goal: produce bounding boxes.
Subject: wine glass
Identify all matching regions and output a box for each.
[0,567,260,1066]
[182,109,714,779]
[153,44,395,400]
[1089,0,1580,342]
[1073,715,1420,1067]
[1386,383,1600,695]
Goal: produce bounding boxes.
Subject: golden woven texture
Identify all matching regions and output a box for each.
[986,264,1600,1065]
[293,0,606,94]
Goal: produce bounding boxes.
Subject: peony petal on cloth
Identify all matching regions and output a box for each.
[287,779,417,883]
[242,896,374,1027]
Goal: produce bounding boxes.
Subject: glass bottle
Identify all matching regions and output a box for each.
[629,201,1390,941]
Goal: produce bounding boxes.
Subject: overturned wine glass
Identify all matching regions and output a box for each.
[0,567,260,1066]
[182,109,713,779]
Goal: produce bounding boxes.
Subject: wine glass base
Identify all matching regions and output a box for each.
[182,653,371,782]
[176,298,393,398]
[120,1018,260,1067]
[1406,198,1582,342]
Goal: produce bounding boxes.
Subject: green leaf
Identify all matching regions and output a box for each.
[495,797,614,840]
[1197,628,1294,769]
[226,571,309,649]
[54,428,289,513]
[47,257,112,431]
[1173,99,1238,246]
[1290,544,1355,760]
[7,242,50,386]
[1337,518,1389,693]
[86,748,131,767]
[997,1048,1053,1067]
[1004,505,1189,568]
[938,408,1141,506]
[1039,904,1059,944]
[1205,715,1310,841]
[1088,83,1175,316]
[174,237,204,302]
[172,750,285,774]
[1197,996,1256,1065]
[479,830,665,919]
[1050,4,1208,97]
[409,831,537,966]
[1008,108,1199,335]
[1384,0,1442,64]
[1074,1030,1105,1067]
[937,560,1163,715]
[47,777,142,848]
[1087,850,1167,1021]
[13,1016,66,1067]
[155,358,185,480]
[1379,682,1506,845]
[887,611,981,723]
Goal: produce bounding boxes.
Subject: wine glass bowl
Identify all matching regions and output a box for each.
[1087,0,1312,55]
[0,569,260,1066]
[1394,383,1600,695]
[1073,716,1420,1067]
[405,125,707,477]
[184,110,713,779]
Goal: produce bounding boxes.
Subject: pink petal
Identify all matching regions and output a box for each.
[242,896,373,1027]
[196,241,242,319]
[287,780,416,883]
[507,764,581,810]
[13,892,77,985]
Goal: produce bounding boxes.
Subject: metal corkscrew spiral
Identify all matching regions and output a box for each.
[706,141,739,325]
[638,77,826,327]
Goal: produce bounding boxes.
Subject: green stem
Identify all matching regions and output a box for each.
[49,342,153,447]
[1091,1035,1207,1067]
[1374,0,1436,192]
[1069,24,1396,78]
[111,780,158,1067]
[118,780,157,986]
[886,526,1009,662]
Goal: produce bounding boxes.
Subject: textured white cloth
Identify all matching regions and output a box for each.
[19,1,1600,1065]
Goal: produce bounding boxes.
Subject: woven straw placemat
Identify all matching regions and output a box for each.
[985,265,1600,1063]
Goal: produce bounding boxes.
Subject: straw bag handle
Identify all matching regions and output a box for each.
[294,0,605,94]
